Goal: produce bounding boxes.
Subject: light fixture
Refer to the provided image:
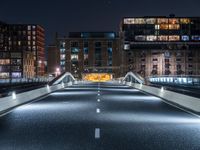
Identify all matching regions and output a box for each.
[161,86,164,92]
[47,85,50,92]
[12,92,16,100]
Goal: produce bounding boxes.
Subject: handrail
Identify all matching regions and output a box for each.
[48,72,76,86]
[147,75,200,78]
[147,75,200,86]
[123,72,145,84]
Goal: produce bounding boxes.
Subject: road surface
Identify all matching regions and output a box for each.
[0,82,200,150]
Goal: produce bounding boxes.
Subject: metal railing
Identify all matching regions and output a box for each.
[48,72,76,86]
[147,75,200,86]
[0,77,52,85]
[123,72,145,84]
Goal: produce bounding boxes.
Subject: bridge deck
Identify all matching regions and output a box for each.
[0,82,200,150]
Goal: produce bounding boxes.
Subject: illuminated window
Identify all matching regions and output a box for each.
[169,19,179,24]
[27,26,31,30]
[12,72,21,78]
[169,24,180,30]
[124,44,130,50]
[124,18,135,24]
[146,18,156,24]
[182,36,189,41]
[157,18,168,24]
[134,18,146,24]
[71,48,79,53]
[60,41,65,48]
[146,36,157,41]
[11,59,21,65]
[0,59,10,65]
[32,31,36,35]
[191,36,200,41]
[28,36,31,40]
[124,18,146,24]
[60,54,65,60]
[18,41,21,46]
[160,24,169,30]
[0,73,9,78]
[169,36,180,41]
[84,54,88,60]
[155,25,160,30]
[60,61,65,66]
[135,35,146,41]
[158,36,168,41]
[60,48,65,53]
[180,18,190,24]
[71,54,78,61]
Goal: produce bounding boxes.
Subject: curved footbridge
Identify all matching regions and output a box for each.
[0,72,200,150]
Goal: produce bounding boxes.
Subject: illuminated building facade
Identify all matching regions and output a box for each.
[0,21,45,79]
[56,32,121,79]
[121,16,200,77]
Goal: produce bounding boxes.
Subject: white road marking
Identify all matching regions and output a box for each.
[95,128,100,139]
[98,93,100,96]
[96,108,100,113]
[97,99,101,102]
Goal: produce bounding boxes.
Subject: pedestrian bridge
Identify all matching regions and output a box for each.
[0,72,200,149]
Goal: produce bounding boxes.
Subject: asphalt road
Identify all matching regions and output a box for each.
[0,82,200,150]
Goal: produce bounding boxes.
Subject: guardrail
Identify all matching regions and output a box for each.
[122,73,200,112]
[123,72,145,84]
[0,77,52,84]
[147,75,200,86]
[0,72,76,113]
[48,72,76,86]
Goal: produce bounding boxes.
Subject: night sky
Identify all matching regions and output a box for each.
[0,0,200,45]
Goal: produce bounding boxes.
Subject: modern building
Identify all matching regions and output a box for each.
[120,15,200,77]
[0,21,45,79]
[50,32,121,79]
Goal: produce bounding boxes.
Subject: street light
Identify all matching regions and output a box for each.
[55,68,61,76]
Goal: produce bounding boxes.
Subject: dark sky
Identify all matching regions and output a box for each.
[0,0,200,45]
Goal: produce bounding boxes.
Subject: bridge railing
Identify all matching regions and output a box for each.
[147,75,200,87]
[122,72,145,84]
[0,77,51,85]
[48,72,76,86]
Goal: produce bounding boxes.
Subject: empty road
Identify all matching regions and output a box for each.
[0,82,200,150]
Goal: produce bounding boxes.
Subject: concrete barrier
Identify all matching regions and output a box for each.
[0,83,72,113]
[126,82,200,112]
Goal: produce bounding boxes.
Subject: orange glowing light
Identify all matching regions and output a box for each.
[83,73,112,82]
